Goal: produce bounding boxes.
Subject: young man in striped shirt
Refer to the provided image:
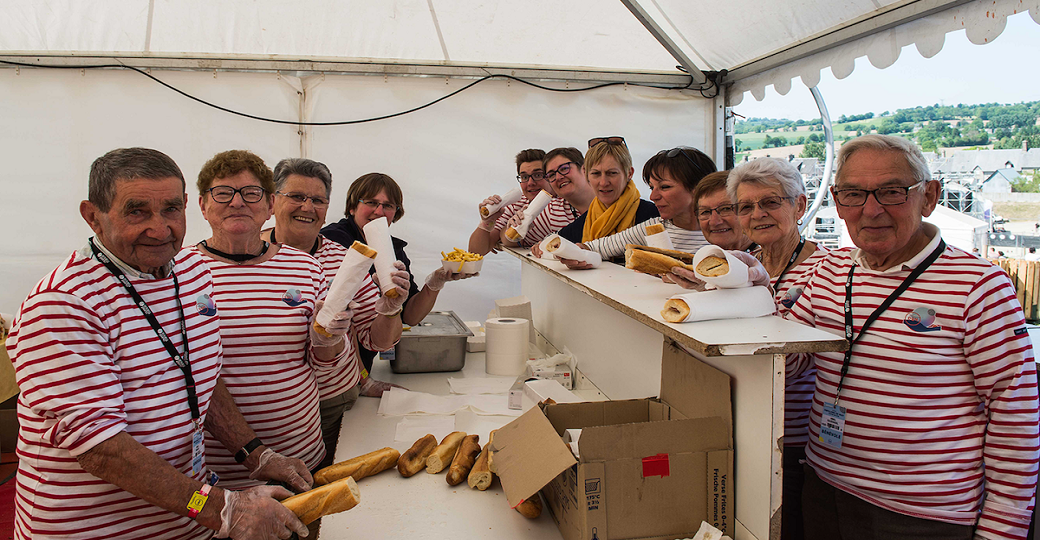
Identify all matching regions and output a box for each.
[786,135,1039,540]
[8,148,311,540]
[469,148,558,255]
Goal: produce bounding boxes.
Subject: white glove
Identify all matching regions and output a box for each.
[375,261,411,316]
[728,250,772,288]
[309,299,352,348]
[247,448,313,493]
[217,485,309,539]
[425,266,477,292]
[478,195,503,231]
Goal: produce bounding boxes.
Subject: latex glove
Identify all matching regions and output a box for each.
[309,299,351,348]
[425,266,478,292]
[375,261,411,316]
[248,448,313,493]
[218,485,309,539]
[664,250,771,291]
[478,195,503,231]
[728,250,772,288]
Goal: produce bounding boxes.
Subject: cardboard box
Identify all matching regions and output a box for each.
[491,342,733,540]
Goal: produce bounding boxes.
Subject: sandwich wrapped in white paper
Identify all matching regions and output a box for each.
[314,241,377,336]
[543,234,602,268]
[503,190,552,242]
[661,286,775,323]
[362,217,400,299]
[692,245,751,289]
[644,222,674,250]
[479,187,523,218]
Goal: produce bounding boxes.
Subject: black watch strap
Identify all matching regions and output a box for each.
[234,437,263,464]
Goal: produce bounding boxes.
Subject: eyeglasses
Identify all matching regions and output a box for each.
[736,196,794,216]
[697,204,737,220]
[207,185,267,204]
[662,147,714,179]
[276,191,329,208]
[358,199,398,213]
[517,170,546,183]
[545,162,575,183]
[831,181,926,207]
[588,136,626,149]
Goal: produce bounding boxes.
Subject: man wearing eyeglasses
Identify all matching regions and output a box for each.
[784,135,1038,540]
[7,148,311,540]
[469,149,556,255]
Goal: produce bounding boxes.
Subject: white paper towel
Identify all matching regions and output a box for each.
[496,296,536,343]
[543,234,602,268]
[692,245,752,289]
[362,217,399,298]
[646,230,674,250]
[316,241,376,331]
[485,317,530,376]
[664,286,776,323]
[480,187,523,218]
[504,190,552,241]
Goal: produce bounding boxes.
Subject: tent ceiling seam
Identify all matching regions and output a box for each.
[427,0,451,62]
[143,0,155,53]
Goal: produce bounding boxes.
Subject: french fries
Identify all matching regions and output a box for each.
[441,248,483,273]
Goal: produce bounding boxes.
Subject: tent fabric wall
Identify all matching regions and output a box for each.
[0,66,711,320]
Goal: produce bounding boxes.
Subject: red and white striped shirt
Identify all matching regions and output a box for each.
[786,229,1039,540]
[8,246,222,540]
[769,244,828,448]
[195,245,352,490]
[310,236,381,399]
[496,197,578,247]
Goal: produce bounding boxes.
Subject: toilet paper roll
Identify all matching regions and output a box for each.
[480,187,523,218]
[362,217,400,298]
[543,234,602,268]
[692,245,752,289]
[485,317,530,376]
[503,190,552,242]
[645,230,674,251]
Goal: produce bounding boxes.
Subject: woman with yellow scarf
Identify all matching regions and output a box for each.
[557,137,659,260]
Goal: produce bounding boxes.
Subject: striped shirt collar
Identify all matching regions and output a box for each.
[849,222,941,274]
[79,237,175,279]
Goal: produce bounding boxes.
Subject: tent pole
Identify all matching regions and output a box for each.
[618,0,708,85]
[801,86,834,234]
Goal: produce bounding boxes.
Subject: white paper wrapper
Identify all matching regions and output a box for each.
[480,187,523,218]
[316,242,376,332]
[692,245,752,289]
[504,190,552,241]
[543,234,602,268]
[663,286,775,323]
[646,230,674,250]
[362,217,399,298]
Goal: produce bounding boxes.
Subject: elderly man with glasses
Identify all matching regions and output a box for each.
[783,135,1038,540]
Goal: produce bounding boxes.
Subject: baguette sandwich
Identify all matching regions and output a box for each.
[625,245,694,276]
[696,255,729,277]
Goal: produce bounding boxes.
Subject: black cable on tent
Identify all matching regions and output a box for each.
[0,59,699,126]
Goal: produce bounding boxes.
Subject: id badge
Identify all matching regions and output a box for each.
[191,424,204,475]
[819,402,846,449]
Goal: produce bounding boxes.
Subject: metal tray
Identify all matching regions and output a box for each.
[389,311,473,373]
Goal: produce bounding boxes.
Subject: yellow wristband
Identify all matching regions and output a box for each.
[187,483,212,519]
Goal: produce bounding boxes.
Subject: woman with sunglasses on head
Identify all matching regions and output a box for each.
[322,173,474,396]
[551,146,715,267]
[553,137,659,259]
[193,151,407,490]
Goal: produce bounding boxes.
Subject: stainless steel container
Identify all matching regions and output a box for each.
[389,311,473,373]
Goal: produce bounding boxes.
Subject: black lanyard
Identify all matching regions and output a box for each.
[89,239,200,421]
[772,237,806,292]
[836,239,946,403]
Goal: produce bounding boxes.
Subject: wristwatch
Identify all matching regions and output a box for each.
[234,437,263,464]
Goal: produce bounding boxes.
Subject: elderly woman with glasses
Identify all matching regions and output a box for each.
[261,159,410,469]
[545,146,715,268]
[193,150,407,491]
[693,171,755,251]
[555,137,659,254]
[323,173,472,394]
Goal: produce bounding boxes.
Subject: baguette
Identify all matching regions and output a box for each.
[625,247,693,276]
[662,298,691,323]
[467,442,494,490]
[503,227,521,242]
[445,434,481,486]
[426,431,467,474]
[645,223,666,235]
[696,255,729,277]
[515,495,543,519]
[314,447,400,485]
[280,476,360,525]
[625,244,696,263]
[398,434,437,478]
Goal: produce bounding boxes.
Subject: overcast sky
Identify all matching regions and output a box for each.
[730,11,1040,122]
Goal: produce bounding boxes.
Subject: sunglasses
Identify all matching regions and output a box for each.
[660,147,716,180]
[588,136,626,149]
